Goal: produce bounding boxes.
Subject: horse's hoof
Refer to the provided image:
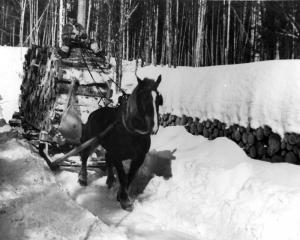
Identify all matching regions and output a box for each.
[50,162,60,171]
[78,178,87,186]
[120,199,133,212]
[117,193,133,211]
[78,174,87,186]
[122,203,133,212]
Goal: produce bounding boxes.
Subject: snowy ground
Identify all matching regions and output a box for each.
[2,47,300,239]
[2,124,300,240]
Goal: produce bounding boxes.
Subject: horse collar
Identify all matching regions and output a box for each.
[121,113,150,135]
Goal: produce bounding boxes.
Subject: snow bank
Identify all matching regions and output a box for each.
[0,47,26,121]
[0,127,127,240]
[141,126,300,240]
[137,61,300,137]
[56,126,300,240]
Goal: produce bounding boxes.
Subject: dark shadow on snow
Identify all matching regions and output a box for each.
[129,149,177,198]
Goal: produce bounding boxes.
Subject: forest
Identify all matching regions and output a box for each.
[0,0,300,67]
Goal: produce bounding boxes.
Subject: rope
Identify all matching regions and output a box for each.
[80,48,111,106]
[82,47,127,96]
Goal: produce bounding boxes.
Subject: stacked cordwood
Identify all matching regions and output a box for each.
[19,46,113,141]
[160,114,300,164]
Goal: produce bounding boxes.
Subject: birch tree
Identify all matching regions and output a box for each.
[77,0,86,28]
[195,0,207,67]
[19,0,27,47]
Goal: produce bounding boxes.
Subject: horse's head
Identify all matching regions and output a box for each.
[124,75,163,135]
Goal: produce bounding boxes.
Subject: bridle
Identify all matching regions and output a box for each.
[121,89,163,135]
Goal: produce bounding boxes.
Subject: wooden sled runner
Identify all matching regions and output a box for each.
[39,121,116,170]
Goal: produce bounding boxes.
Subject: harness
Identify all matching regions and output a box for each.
[121,89,163,135]
[121,113,150,135]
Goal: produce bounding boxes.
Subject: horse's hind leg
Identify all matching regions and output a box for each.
[105,153,116,189]
[113,159,132,211]
[78,142,99,186]
[78,147,89,186]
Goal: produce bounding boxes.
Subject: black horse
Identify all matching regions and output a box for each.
[78,75,163,211]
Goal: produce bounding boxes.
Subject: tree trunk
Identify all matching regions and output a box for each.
[153,3,159,66]
[195,0,207,67]
[19,0,27,47]
[51,0,57,47]
[173,0,179,67]
[58,0,65,47]
[86,0,92,35]
[116,0,125,92]
[106,1,112,61]
[126,0,130,60]
[225,0,231,64]
[166,0,172,67]
[77,0,87,28]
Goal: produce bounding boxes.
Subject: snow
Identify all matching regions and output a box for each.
[0,47,27,121]
[0,127,127,240]
[53,126,300,240]
[2,123,300,239]
[136,61,300,137]
[2,47,300,239]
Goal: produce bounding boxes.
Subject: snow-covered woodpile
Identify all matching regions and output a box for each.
[19,46,113,142]
[136,62,300,165]
[160,114,300,164]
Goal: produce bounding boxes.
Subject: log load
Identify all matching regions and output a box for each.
[19,46,113,144]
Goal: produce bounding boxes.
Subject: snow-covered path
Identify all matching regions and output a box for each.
[0,127,127,240]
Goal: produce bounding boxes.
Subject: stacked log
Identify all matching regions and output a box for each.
[160,113,300,165]
[19,46,113,143]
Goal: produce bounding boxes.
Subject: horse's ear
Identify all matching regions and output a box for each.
[155,75,162,88]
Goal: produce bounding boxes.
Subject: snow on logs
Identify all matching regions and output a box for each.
[137,61,300,164]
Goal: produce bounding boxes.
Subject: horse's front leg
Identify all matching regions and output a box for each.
[105,153,116,189]
[78,147,89,186]
[113,159,132,211]
[127,153,146,188]
[78,142,99,186]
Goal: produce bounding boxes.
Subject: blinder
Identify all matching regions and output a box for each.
[156,93,163,106]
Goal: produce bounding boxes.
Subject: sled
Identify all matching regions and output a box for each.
[19,45,114,170]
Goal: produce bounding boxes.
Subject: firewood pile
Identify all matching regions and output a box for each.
[160,113,300,164]
[19,45,113,143]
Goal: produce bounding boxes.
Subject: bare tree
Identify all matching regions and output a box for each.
[195,0,207,67]
[19,0,27,47]
[77,0,87,28]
